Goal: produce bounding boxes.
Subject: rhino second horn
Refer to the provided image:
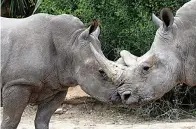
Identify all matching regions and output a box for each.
[120,50,137,66]
[90,43,123,82]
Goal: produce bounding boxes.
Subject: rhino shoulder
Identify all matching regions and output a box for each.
[50,14,85,33]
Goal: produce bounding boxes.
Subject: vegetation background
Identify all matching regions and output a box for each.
[38,0,189,60]
[1,0,195,118]
[1,0,189,59]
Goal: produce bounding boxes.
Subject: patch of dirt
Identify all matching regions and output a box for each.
[1,86,196,129]
[66,86,89,99]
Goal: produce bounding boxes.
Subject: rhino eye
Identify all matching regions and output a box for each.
[99,69,104,74]
[143,66,150,71]
[99,69,107,78]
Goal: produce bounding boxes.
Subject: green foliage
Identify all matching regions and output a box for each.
[1,0,42,18]
[38,0,187,60]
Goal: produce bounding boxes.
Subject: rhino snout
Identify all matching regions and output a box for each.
[118,91,140,106]
[118,91,139,105]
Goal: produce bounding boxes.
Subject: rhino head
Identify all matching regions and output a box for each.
[67,20,134,103]
[116,5,196,106]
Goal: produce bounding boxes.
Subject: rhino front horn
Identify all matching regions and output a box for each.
[90,43,124,83]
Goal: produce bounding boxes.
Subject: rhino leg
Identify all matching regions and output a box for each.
[34,90,67,129]
[1,85,31,129]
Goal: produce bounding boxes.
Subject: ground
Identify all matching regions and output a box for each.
[1,86,196,129]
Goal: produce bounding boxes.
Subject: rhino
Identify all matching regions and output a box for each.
[0,14,132,129]
[116,0,196,105]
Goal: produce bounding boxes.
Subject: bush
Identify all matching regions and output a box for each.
[1,0,42,18]
[38,0,187,59]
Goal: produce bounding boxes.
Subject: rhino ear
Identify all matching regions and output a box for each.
[115,57,126,66]
[160,8,174,30]
[81,19,99,39]
[120,50,137,66]
[91,26,100,38]
[152,13,162,27]
[89,19,99,35]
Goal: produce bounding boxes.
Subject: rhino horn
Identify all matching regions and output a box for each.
[120,50,137,66]
[90,43,124,82]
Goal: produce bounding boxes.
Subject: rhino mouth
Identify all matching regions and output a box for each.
[109,90,155,106]
[123,97,153,107]
[116,89,155,106]
[137,97,155,106]
[127,98,154,108]
[128,103,141,108]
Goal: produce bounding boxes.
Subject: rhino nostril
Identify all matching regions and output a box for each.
[124,94,131,101]
[122,91,131,101]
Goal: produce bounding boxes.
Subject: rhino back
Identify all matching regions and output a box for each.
[1,13,84,88]
[176,0,196,24]
[1,14,55,85]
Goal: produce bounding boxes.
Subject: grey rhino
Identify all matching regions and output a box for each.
[1,14,131,129]
[116,0,196,105]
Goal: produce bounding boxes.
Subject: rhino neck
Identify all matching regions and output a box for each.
[53,29,85,87]
[174,17,196,86]
[49,14,86,87]
[174,0,196,86]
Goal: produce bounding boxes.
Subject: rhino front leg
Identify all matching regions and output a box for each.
[1,85,31,129]
[34,90,67,129]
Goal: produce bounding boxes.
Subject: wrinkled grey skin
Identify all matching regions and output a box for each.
[0,14,132,129]
[117,0,196,105]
